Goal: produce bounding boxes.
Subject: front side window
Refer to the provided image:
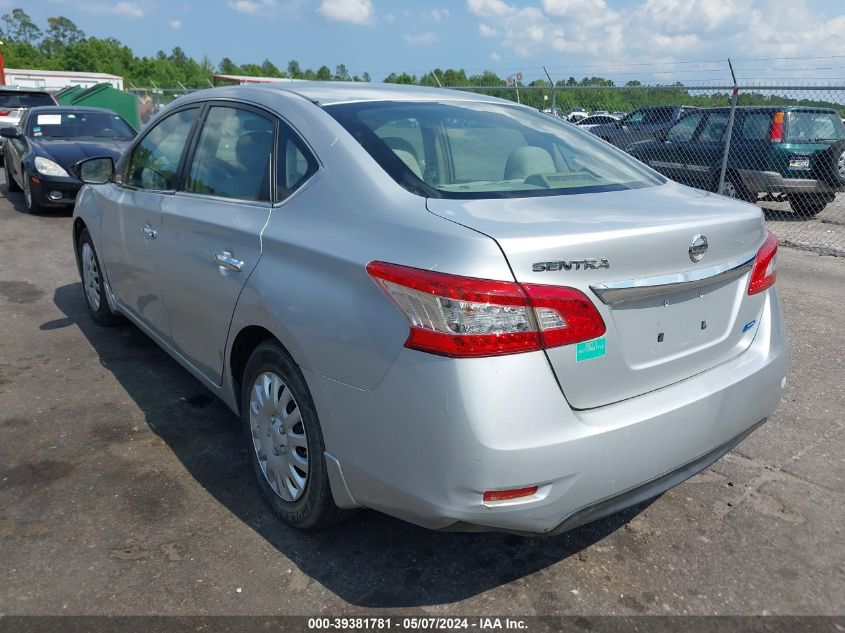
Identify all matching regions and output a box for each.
[643,108,674,125]
[185,106,274,202]
[327,100,662,199]
[125,108,199,190]
[665,112,704,142]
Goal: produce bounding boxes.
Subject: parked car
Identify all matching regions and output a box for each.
[567,108,589,122]
[0,87,57,154]
[627,106,845,216]
[2,106,136,212]
[576,114,620,130]
[590,105,697,149]
[72,83,787,535]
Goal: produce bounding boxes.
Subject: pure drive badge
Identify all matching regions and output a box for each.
[532,259,610,272]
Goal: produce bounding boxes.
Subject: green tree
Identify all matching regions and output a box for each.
[316,65,331,81]
[6,8,40,43]
[219,57,240,75]
[334,63,349,81]
[287,59,302,79]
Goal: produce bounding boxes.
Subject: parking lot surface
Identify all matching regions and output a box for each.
[0,179,843,616]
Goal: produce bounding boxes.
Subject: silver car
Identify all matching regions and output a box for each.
[72,83,788,535]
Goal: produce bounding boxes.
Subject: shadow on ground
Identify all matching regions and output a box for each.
[50,281,649,608]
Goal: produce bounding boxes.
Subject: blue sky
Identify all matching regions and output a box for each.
[24,0,845,82]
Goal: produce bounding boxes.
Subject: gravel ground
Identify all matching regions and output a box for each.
[0,177,843,617]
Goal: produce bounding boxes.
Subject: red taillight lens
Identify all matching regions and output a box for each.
[0,110,10,117]
[770,111,784,143]
[366,261,606,358]
[748,231,778,295]
[483,486,538,503]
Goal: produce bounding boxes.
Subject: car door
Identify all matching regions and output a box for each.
[154,103,278,384]
[684,110,730,190]
[99,106,201,340]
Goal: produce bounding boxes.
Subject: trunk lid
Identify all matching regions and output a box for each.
[427,182,768,409]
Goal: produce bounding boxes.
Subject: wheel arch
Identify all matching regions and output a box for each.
[72,217,88,276]
[229,325,290,414]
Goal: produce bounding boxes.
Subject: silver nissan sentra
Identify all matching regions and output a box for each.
[72,83,788,534]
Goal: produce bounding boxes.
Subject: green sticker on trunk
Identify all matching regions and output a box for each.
[576,337,606,362]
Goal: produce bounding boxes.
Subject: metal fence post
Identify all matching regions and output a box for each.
[718,60,739,195]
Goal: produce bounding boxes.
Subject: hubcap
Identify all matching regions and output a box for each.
[722,180,738,198]
[838,150,845,180]
[249,371,309,502]
[81,243,101,311]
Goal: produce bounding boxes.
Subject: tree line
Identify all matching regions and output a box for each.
[2,9,840,115]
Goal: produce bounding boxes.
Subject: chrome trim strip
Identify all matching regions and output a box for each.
[590,253,756,306]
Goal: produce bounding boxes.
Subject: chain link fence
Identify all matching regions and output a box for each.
[127,81,845,256]
[449,81,845,256]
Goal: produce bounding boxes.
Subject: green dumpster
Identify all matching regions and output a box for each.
[55,85,85,105]
[67,83,141,131]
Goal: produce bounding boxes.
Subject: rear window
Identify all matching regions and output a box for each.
[0,92,54,108]
[27,111,135,139]
[326,100,662,199]
[786,111,845,142]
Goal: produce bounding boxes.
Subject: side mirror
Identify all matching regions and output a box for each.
[76,156,115,184]
[0,127,19,139]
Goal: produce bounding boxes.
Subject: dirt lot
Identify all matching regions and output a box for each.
[0,179,843,617]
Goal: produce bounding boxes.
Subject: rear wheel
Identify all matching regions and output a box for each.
[4,161,20,192]
[719,172,754,203]
[789,193,830,217]
[77,228,122,326]
[241,341,352,530]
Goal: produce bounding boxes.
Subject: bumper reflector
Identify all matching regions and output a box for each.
[483,486,538,503]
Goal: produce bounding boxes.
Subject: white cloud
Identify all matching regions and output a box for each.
[111,1,144,17]
[490,52,501,61]
[384,13,395,23]
[467,0,845,73]
[404,31,438,46]
[479,23,497,37]
[429,8,449,22]
[228,0,277,16]
[168,19,182,29]
[319,0,375,24]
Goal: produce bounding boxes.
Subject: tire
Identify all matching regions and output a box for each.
[5,162,20,193]
[814,140,845,188]
[789,193,829,217]
[718,172,754,203]
[240,341,353,530]
[77,228,122,326]
[22,170,43,213]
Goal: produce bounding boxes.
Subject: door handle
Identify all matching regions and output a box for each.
[213,250,245,272]
[141,223,157,240]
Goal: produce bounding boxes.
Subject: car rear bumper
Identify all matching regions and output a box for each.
[738,169,841,195]
[308,288,788,535]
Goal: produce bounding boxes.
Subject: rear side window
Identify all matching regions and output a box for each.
[185,106,274,202]
[0,92,54,108]
[787,112,845,142]
[741,113,772,140]
[665,112,703,142]
[276,125,318,202]
[125,107,199,190]
[698,112,729,142]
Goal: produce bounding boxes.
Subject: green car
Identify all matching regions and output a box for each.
[627,106,845,216]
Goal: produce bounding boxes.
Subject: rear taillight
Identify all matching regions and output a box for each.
[770,111,784,143]
[748,231,778,295]
[366,261,606,358]
[0,110,10,117]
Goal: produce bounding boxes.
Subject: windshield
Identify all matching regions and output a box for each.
[28,111,135,139]
[0,92,55,108]
[326,100,662,199]
[786,111,845,142]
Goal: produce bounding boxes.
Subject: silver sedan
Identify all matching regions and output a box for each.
[72,83,788,534]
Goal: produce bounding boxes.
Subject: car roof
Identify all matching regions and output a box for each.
[179,81,506,106]
[683,105,838,114]
[0,86,51,94]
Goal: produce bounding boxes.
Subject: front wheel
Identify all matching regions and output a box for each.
[22,170,43,213]
[77,228,122,326]
[241,341,352,530]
